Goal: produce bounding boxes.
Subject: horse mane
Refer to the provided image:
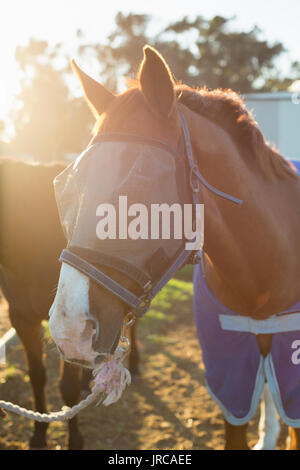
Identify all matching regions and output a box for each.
[177,85,298,181]
[97,84,298,181]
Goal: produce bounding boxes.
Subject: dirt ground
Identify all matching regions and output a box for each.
[0,269,289,450]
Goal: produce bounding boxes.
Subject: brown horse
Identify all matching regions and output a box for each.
[0,157,85,448]
[49,46,300,449]
[0,157,140,448]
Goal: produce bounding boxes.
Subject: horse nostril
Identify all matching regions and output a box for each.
[81,319,95,342]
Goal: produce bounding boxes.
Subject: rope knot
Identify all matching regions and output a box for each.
[93,349,131,406]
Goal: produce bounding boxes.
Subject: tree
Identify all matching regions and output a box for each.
[78,13,151,92]
[161,15,299,92]
[10,39,93,161]
[93,13,299,93]
[7,13,300,162]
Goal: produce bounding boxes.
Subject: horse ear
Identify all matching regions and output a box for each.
[71,59,115,117]
[138,46,175,117]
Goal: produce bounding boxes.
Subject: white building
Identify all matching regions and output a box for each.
[245,89,300,161]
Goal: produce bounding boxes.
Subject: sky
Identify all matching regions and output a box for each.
[0,0,299,124]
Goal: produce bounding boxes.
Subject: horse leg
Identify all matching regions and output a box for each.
[253,383,280,450]
[252,334,279,449]
[129,322,140,380]
[80,368,92,398]
[59,361,84,450]
[10,312,48,449]
[287,428,300,449]
[224,420,249,450]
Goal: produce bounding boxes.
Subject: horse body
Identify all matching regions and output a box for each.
[0,158,84,449]
[0,157,140,448]
[0,159,65,315]
[181,94,300,449]
[49,46,300,449]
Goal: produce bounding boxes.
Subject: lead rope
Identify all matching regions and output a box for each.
[0,314,135,422]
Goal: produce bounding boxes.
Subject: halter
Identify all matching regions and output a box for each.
[59,111,243,319]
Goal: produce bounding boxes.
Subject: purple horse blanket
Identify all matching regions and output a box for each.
[193,160,300,426]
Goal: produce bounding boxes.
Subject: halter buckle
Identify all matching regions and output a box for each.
[189,251,201,265]
[132,281,153,316]
[119,313,137,355]
[124,312,136,328]
[143,280,152,293]
[119,335,131,354]
[190,166,200,193]
[135,294,152,316]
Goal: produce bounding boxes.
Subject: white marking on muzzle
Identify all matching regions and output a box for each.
[49,263,98,364]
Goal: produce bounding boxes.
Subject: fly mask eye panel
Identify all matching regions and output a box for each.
[54,111,243,330]
[55,135,191,279]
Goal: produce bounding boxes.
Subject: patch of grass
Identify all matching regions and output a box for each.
[147,334,174,344]
[174,264,194,282]
[139,310,175,333]
[138,278,193,336]
[42,320,51,340]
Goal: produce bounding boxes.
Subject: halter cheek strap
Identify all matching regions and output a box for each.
[179,111,243,206]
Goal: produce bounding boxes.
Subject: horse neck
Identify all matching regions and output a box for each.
[183,107,300,316]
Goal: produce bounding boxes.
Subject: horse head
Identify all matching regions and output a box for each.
[49,46,193,368]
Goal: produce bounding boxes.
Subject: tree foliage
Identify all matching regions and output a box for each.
[10,39,93,161]
[5,13,299,161]
[92,13,299,92]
